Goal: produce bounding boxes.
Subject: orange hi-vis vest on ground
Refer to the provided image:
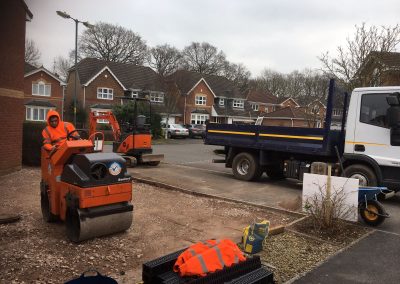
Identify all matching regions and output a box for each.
[42,110,77,151]
[174,239,246,277]
[173,240,218,272]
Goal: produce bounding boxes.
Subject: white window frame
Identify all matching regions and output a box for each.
[251,103,259,111]
[150,93,164,103]
[333,109,343,116]
[233,99,244,108]
[25,106,53,121]
[195,95,207,106]
[97,87,113,100]
[219,98,225,106]
[32,81,51,97]
[191,114,209,124]
[91,108,111,123]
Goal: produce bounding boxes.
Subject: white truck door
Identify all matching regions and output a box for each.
[352,92,400,166]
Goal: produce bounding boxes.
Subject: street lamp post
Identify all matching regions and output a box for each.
[56,11,94,126]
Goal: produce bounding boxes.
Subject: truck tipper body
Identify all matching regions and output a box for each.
[205,79,400,191]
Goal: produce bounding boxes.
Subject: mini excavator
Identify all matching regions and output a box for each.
[89,97,164,167]
[41,130,133,242]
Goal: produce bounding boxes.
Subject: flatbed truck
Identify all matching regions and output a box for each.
[205,79,400,191]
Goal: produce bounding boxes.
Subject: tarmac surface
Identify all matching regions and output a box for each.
[105,139,400,283]
[294,231,400,284]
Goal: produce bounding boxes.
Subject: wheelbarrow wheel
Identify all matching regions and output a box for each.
[359,200,386,226]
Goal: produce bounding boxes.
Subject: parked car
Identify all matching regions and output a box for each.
[165,124,189,139]
[185,124,206,138]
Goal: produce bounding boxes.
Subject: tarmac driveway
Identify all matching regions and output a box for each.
[106,139,400,233]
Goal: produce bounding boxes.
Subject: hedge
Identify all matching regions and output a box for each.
[22,121,47,166]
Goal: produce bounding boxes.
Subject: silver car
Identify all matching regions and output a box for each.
[166,124,189,138]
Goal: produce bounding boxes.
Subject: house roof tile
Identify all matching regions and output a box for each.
[24,100,56,108]
[73,58,165,92]
[24,62,37,74]
[368,51,400,68]
[246,89,278,104]
[262,106,307,119]
[167,70,245,99]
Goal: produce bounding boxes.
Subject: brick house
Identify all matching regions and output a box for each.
[66,58,169,126]
[245,89,280,114]
[259,106,311,127]
[279,97,300,108]
[358,51,400,86]
[24,63,66,121]
[0,0,32,175]
[168,70,257,124]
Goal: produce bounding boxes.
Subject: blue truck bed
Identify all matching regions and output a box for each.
[205,123,343,158]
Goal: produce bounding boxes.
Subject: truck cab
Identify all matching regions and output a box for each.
[344,87,400,189]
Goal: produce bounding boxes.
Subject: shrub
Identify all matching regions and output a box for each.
[22,121,46,166]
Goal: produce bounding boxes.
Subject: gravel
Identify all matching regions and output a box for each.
[0,168,299,283]
[0,168,369,283]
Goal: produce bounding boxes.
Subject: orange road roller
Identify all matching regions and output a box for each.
[40,134,133,242]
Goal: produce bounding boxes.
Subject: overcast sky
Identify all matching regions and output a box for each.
[26,0,400,77]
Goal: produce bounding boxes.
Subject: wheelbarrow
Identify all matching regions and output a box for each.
[358,187,394,226]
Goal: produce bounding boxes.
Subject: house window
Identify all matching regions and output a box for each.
[32,81,51,97]
[233,99,244,108]
[97,88,113,100]
[219,98,225,106]
[26,106,52,121]
[251,104,259,111]
[195,95,207,105]
[131,91,139,98]
[91,108,111,123]
[332,109,343,116]
[191,113,209,124]
[150,93,164,103]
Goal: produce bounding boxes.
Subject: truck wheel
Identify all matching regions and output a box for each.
[232,152,263,181]
[359,200,386,226]
[344,164,377,186]
[40,181,57,223]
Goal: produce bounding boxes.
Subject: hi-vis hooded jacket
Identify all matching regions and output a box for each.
[174,239,246,277]
[41,110,78,151]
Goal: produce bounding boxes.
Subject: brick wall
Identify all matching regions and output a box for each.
[180,81,214,124]
[0,94,25,175]
[83,69,125,112]
[24,71,64,114]
[0,0,28,175]
[261,118,308,127]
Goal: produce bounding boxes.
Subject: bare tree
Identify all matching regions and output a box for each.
[147,44,182,77]
[79,22,148,65]
[252,69,287,97]
[181,42,226,75]
[319,23,400,89]
[52,56,72,81]
[163,82,181,136]
[25,39,41,66]
[251,68,329,106]
[223,62,251,91]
